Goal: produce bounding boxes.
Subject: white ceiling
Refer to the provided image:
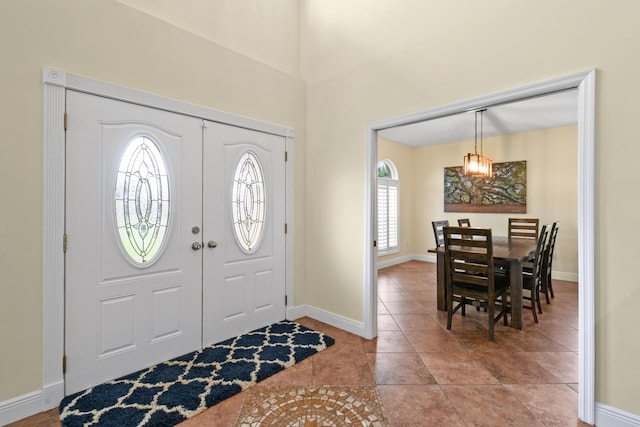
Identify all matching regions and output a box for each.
[378,89,578,147]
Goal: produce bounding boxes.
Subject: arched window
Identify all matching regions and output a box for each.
[377,159,399,255]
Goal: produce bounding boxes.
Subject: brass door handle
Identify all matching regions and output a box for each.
[191,242,202,251]
[207,240,218,249]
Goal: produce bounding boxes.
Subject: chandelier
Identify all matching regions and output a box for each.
[463,109,493,178]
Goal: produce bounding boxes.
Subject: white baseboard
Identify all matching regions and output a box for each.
[288,304,366,338]
[553,271,578,282]
[0,390,42,426]
[377,253,434,269]
[596,402,640,427]
[42,380,64,411]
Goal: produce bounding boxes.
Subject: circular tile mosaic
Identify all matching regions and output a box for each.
[236,386,388,426]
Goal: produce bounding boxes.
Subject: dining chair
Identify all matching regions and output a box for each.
[443,226,509,341]
[457,219,472,239]
[431,220,449,248]
[508,218,540,240]
[541,222,559,303]
[457,218,471,227]
[521,224,549,323]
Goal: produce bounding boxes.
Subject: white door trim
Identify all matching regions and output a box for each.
[41,68,295,409]
[364,69,596,424]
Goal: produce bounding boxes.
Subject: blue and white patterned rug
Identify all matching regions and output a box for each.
[59,320,334,426]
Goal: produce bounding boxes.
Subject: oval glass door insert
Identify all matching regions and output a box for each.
[114,135,171,266]
[232,151,266,253]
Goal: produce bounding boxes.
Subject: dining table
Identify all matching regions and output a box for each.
[429,236,538,330]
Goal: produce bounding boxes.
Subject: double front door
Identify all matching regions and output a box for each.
[64,92,286,394]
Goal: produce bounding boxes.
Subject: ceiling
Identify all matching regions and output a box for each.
[377,89,578,148]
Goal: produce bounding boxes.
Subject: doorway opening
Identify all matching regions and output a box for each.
[364,69,595,424]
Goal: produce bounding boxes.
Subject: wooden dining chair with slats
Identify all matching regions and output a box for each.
[432,220,449,248]
[443,226,509,341]
[508,218,540,240]
[541,222,559,303]
[508,218,539,262]
[521,224,549,323]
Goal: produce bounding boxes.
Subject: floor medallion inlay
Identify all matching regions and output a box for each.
[235,385,388,426]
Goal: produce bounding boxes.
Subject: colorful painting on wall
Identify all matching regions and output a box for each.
[444,161,526,213]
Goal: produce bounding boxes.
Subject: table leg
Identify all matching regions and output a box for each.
[437,252,445,311]
[509,260,523,329]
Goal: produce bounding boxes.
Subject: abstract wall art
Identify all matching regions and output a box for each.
[444,161,526,213]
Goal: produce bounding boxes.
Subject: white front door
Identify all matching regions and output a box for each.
[65,92,287,395]
[202,122,286,346]
[65,91,204,394]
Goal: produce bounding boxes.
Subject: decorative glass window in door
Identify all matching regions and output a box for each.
[114,135,170,266]
[232,151,266,253]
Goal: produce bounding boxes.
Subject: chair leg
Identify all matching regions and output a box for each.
[446,294,453,331]
[502,291,509,326]
[548,276,555,298]
[535,286,543,314]
[488,300,495,341]
[531,290,539,323]
[542,275,551,304]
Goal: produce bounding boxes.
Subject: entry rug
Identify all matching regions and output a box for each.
[59,320,335,427]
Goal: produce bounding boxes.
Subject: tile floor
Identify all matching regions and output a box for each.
[9,260,590,426]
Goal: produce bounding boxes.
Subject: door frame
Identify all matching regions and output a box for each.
[41,68,295,409]
[364,69,596,423]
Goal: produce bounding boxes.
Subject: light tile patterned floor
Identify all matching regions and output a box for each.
[9,261,590,426]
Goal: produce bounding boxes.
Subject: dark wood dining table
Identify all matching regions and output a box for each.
[429,236,537,330]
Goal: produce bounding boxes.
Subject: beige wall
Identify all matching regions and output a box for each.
[2,0,640,420]
[301,0,640,415]
[0,0,305,402]
[116,0,300,77]
[378,126,579,279]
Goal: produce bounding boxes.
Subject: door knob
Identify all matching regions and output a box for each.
[207,240,218,249]
[191,242,202,250]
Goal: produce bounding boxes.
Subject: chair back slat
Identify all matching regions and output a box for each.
[449,249,491,264]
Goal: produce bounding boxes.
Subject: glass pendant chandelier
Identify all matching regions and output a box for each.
[463,109,493,178]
